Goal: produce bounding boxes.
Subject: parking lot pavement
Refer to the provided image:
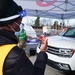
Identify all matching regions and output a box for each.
[29,55,64,75]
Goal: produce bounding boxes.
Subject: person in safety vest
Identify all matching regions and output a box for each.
[15,23,27,49]
[0,0,48,75]
[18,28,27,49]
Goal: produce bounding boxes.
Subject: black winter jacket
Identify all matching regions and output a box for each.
[0,29,48,75]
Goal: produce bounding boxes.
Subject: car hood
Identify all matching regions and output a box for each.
[47,35,75,49]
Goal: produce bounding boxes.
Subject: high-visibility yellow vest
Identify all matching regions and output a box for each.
[0,44,16,75]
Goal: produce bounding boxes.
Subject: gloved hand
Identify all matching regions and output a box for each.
[38,35,48,52]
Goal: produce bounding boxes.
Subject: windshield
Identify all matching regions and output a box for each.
[63,28,75,37]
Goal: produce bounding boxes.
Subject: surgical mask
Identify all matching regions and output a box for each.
[15,22,24,36]
[19,23,24,32]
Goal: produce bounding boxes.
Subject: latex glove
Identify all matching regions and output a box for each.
[38,35,48,52]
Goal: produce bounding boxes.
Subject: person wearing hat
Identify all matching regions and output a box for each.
[15,23,27,49]
[0,0,48,75]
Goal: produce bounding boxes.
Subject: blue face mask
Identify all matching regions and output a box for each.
[15,31,20,37]
[15,23,24,37]
[20,23,24,32]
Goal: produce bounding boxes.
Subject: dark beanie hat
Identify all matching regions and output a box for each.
[0,0,22,26]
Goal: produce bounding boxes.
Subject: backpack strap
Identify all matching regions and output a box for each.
[0,44,16,75]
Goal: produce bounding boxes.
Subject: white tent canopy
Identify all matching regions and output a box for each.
[15,0,75,19]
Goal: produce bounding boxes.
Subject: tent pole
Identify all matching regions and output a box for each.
[61,14,64,31]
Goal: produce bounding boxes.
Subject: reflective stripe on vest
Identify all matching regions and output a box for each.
[0,44,16,75]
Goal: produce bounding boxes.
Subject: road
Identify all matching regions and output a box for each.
[29,55,65,75]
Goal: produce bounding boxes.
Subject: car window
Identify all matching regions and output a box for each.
[63,28,75,37]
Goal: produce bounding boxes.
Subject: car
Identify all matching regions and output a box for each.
[19,19,40,56]
[37,27,75,73]
[25,36,39,56]
[23,23,39,56]
[42,26,51,35]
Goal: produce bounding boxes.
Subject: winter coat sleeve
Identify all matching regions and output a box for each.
[33,52,48,75]
[14,51,48,75]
